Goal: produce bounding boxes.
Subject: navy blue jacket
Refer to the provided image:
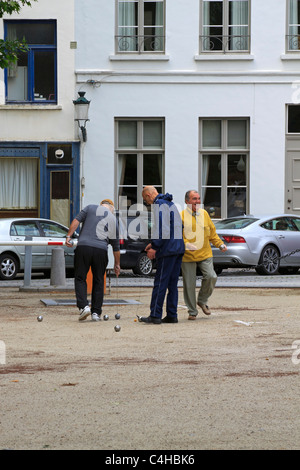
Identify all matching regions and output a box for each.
[150,193,185,258]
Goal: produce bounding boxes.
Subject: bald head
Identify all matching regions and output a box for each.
[142,186,159,204]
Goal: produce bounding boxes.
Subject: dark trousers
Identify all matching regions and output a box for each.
[74,245,108,315]
[150,254,183,319]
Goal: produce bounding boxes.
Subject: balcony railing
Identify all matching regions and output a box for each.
[200,35,250,53]
[116,35,165,53]
[287,35,300,51]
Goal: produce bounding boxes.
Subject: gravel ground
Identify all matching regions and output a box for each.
[0,284,299,450]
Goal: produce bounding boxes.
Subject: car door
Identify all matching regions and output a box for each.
[38,220,75,268]
[273,217,300,266]
[10,220,47,269]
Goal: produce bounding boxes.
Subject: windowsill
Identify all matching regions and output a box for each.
[0,104,62,110]
[281,53,300,60]
[194,54,254,61]
[109,54,170,61]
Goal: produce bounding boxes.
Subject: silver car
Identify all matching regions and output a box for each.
[212,214,300,275]
[0,218,77,280]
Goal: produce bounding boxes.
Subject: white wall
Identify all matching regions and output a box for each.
[75,0,300,214]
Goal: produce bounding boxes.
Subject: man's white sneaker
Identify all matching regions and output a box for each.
[91,313,101,322]
[79,305,91,321]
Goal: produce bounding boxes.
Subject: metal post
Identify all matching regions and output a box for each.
[23,237,33,287]
[50,247,66,287]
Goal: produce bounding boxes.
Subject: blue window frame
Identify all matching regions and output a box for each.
[4,20,57,104]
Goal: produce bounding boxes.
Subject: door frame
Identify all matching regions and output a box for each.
[285,134,300,215]
[45,142,80,224]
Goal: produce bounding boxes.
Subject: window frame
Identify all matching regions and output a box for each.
[199,0,251,54]
[115,117,165,209]
[115,0,165,54]
[287,0,300,52]
[199,117,250,219]
[4,19,57,104]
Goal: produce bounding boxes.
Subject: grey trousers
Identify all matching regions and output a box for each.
[181,258,217,316]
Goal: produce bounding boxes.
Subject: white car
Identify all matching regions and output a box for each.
[0,218,77,280]
[212,214,300,275]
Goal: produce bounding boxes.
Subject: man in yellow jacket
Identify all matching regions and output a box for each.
[181,190,227,319]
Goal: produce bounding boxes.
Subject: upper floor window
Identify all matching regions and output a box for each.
[116,0,165,53]
[287,0,300,51]
[200,0,250,53]
[5,20,57,103]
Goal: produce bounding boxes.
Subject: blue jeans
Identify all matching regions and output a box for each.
[150,254,183,319]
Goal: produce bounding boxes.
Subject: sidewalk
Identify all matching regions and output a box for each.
[2,270,300,291]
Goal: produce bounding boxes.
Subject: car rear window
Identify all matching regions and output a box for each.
[214,218,258,229]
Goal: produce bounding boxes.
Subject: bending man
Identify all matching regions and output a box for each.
[66,199,120,322]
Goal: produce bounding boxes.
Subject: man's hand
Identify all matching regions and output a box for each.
[114,264,121,277]
[145,243,156,259]
[65,236,73,247]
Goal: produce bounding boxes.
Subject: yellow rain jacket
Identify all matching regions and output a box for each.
[180,207,223,262]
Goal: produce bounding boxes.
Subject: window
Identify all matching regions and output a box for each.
[11,221,40,237]
[200,0,250,53]
[287,0,300,51]
[5,20,57,103]
[199,118,249,218]
[0,158,38,211]
[288,105,300,132]
[39,221,69,238]
[260,217,298,231]
[115,119,164,208]
[116,0,165,53]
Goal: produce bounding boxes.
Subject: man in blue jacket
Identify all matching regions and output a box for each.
[138,186,185,324]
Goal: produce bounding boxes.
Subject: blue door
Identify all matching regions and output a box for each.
[45,143,80,225]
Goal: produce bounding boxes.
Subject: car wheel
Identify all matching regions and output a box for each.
[0,253,19,280]
[132,252,153,276]
[255,245,280,275]
[214,266,223,275]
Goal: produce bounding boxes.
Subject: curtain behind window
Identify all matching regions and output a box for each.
[229,0,249,50]
[118,1,138,51]
[0,158,38,209]
[289,0,300,50]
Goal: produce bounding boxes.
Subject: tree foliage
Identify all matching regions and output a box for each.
[0,1,38,69]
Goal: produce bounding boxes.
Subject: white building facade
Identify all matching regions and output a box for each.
[75,0,300,219]
[1,0,300,223]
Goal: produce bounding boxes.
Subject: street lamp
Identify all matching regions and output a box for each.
[73,91,90,142]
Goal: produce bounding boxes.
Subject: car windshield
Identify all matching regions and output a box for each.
[214,217,258,229]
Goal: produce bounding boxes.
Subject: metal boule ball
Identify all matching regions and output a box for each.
[37,315,43,322]
[103,314,109,321]
[114,325,121,332]
[115,313,120,320]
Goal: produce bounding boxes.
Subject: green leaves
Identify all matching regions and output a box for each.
[0,1,36,18]
[0,38,28,69]
[0,1,37,69]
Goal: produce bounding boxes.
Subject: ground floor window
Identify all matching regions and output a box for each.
[199,118,249,218]
[115,118,164,208]
[0,157,38,217]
